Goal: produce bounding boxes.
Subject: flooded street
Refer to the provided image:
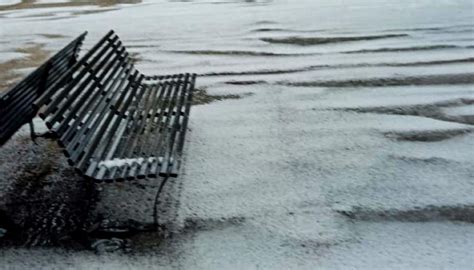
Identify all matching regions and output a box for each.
[0,0,473,269]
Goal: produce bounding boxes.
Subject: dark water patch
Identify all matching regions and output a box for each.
[72,7,118,16]
[225,80,267,85]
[344,98,474,114]
[37,33,67,39]
[250,27,287,32]
[200,66,326,77]
[0,139,97,247]
[388,57,474,67]
[202,68,308,77]
[201,58,474,77]
[126,231,163,252]
[285,73,474,87]
[439,29,474,35]
[81,218,162,254]
[337,204,474,223]
[250,28,325,33]
[383,24,474,33]
[389,155,456,165]
[447,114,474,125]
[33,14,75,21]
[182,216,246,233]
[340,98,474,126]
[344,45,460,54]
[127,44,160,49]
[447,38,474,43]
[129,52,142,64]
[15,12,61,19]
[254,20,277,25]
[384,129,472,142]
[260,34,408,46]
[169,49,315,57]
[385,26,444,32]
[192,88,247,105]
[88,218,155,240]
[281,238,343,255]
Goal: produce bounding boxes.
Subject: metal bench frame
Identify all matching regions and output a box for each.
[0,30,196,182]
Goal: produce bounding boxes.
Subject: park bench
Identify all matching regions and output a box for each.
[0,30,196,182]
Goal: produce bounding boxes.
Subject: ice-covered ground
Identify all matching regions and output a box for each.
[0,0,473,269]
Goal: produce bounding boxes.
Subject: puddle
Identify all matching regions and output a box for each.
[260,34,409,46]
[0,139,96,247]
[170,49,312,57]
[285,73,474,88]
[340,97,474,126]
[337,204,474,223]
[385,129,472,142]
[182,216,246,233]
[192,88,246,105]
[344,45,461,54]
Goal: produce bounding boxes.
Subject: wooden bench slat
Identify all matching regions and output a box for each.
[113,79,152,181]
[46,40,125,130]
[39,36,121,120]
[70,71,142,168]
[132,84,162,179]
[123,85,155,180]
[159,74,190,176]
[137,83,165,179]
[169,74,196,176]
[62,65,136,159]
[169,74,195,177]
[58,59,132,146]
[54,47,128,136]
[33,31,115,110]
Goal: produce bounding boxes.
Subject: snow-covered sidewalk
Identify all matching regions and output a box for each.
[0,0,473,269]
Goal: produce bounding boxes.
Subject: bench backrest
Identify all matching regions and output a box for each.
[0,32,87,146]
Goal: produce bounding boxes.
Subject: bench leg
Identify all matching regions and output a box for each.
[29,120,38,145]
[153,175,170,230]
